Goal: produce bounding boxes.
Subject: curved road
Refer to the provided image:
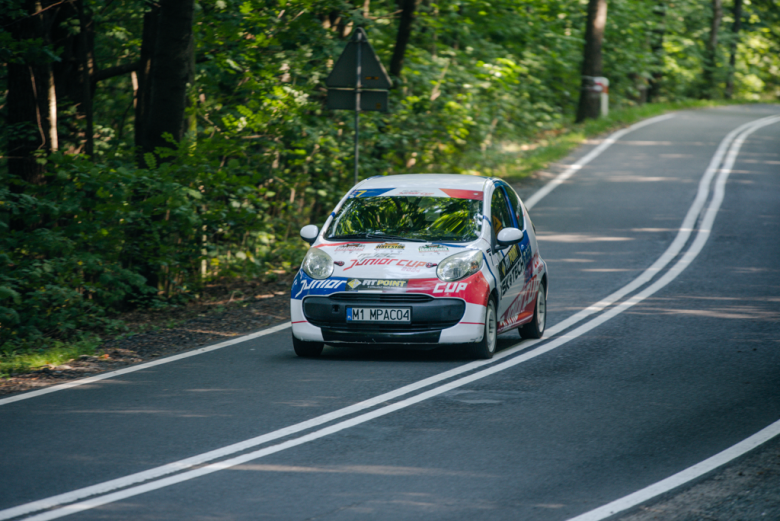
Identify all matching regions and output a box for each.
[1,105,779,520]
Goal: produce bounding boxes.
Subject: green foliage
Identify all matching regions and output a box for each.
[0,142,310,344]
[0,0,777,349]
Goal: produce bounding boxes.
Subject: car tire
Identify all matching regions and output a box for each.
[292,334,324,358]
[470,298,497,359]
[519,282,546,339]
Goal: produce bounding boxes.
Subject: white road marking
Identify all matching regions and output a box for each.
[567,418,780,521]
[542,113,780,337]
[523,113,675,210]
[0,112,675,408]
[0,323,292,407]
[5,114,776,521]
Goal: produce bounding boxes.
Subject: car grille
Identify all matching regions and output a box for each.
[327,292,433,303]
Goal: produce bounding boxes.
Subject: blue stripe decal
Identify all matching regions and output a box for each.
[348,188,394,198]
[482,252,499,299]
[432,242,467,248]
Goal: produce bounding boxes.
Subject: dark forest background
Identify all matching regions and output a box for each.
[1,0,778,348]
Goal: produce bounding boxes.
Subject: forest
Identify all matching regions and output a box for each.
[1,0,778,354]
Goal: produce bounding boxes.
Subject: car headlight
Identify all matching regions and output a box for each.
[436,250,483,282]
[301,247,334,280]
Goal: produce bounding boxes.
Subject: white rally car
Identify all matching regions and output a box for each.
[290,174,548,359]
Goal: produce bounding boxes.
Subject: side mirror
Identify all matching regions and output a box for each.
[300,224,319,245]
[496,227,524,247]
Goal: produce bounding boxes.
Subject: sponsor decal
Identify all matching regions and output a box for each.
[376,242,405,250]
[433,282,468,294]
[344,258,432,271]
[419,244,449,254]
[498,244,520,280]
[333,260,345,267]
[500,275,539,327]
[498,243,532,296]
[293,278,346,298]
[335,243,364,252]
[403,272,489,305]
[346,279,408,291]
[425,262,438,268]
[398,190,436,196]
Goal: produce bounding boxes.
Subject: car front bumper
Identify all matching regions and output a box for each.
[291,292,486,346]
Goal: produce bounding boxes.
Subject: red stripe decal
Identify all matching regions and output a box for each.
[440,189,484,200]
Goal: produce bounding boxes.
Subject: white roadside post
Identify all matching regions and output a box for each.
[594,77,609,117]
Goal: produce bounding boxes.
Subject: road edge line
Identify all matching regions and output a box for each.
[524,113,675,210]
[0,322,292,407]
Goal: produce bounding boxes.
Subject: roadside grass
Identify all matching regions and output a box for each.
[478,98,775,183]
[0,336,102,378]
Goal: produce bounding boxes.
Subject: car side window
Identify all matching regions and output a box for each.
[491,188,514,241]
[503,186,525,230]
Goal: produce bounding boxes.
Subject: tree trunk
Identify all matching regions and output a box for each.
[725,0,742,99]
[141,0,195,159]
[575,0,608,122]
[702,0,723,98]
[647,0,666,102]
[76,0,94,157]
[5,0,61,184]
[50,0,94,154]
[134,4,160,160]
[390,0,417,80]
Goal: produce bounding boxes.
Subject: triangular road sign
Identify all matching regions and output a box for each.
[326,28,392,90]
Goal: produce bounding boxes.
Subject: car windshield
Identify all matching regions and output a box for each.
[326,196,483,243]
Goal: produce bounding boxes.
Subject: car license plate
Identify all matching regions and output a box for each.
[346,307,411,323]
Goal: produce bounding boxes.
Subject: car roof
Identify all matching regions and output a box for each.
[357,174,491,191]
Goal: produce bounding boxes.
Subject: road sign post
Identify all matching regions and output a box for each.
[354,31,362,186]
[326,28,392,186]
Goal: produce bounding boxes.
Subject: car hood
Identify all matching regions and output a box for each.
[315,240,477,280]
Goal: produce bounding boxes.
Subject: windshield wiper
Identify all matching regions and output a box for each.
[327,233,427,242]
[365,233,427,242]
[327,233,386,241]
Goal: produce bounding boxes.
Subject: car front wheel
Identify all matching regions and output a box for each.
[292,334,324,357]
[470,299,497,359]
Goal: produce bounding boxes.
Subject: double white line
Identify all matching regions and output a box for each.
[3,113,778,521]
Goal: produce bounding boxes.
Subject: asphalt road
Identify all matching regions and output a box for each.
[1,105,779,521]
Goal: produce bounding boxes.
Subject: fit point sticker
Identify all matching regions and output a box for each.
[346,279,409,291]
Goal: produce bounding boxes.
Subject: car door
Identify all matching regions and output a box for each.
[487,183,525,327]
[502,184,538,322]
